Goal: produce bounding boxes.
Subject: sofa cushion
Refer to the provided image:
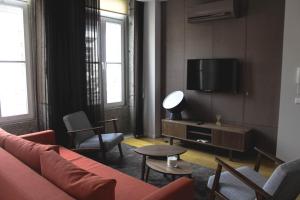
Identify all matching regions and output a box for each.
[0,148,75,200]
[79,133,124,151]
[59,147,158,200]
[3,134,59,173]
[0,128,10,147]
[41,150,116,200]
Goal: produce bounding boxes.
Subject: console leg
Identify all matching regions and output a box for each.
[169,138,173,145]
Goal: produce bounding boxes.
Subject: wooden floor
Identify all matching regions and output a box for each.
[123,136,276,177]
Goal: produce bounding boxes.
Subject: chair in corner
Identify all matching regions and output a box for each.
[63,111,124,161]
[207,147,300,200]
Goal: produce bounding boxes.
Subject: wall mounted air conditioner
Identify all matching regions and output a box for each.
[187,0,242,23]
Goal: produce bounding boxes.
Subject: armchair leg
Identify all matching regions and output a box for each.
[210,164,222,200]
[118,143,123,158]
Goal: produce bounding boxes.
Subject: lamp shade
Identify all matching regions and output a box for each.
[163,91,185,120]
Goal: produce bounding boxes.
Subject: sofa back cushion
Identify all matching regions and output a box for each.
[263,158,300,200]
[41,150,116,200]
[3,133,59,173]
[0,148,75,200]
[63,111,95,147]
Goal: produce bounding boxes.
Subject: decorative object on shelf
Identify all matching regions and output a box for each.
[216,114,222,126]
[196,139,209,143]
[167,156,178,168]
[162,91,185,120]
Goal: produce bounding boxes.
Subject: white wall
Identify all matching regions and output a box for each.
[143,1,161,138]
[276,0,300,161]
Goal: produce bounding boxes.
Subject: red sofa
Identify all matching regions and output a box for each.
[0,129,194,200]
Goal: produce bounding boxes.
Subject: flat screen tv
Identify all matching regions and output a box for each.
[187,59,240,93]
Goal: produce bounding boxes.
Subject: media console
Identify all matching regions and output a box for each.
[162,119,253,160]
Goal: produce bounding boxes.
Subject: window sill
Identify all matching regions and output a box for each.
[105,104,128,111]
[0,114,35,126]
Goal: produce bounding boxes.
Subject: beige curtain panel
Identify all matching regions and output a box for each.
[100,0,128,14]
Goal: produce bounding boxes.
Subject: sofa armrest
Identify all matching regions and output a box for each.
[20,130,56,145]
[142,177,194,200]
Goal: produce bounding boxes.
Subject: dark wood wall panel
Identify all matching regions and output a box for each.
[164,0,285,153]
[244,0,285,128]
[182,92,213,122]
[165,0,185,94]
[211,18,247,124]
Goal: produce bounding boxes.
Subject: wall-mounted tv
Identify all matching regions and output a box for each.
[187,59,240,93]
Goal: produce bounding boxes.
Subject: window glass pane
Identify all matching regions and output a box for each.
[106,64,122,103]
[0,5,25,61]
[106,22,122,63]
[0,63,28,117]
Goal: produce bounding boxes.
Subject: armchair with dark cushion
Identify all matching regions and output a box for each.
[207,147,300,200]
[63,111,124,160]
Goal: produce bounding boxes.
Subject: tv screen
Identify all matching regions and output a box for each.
[187,59,240,93]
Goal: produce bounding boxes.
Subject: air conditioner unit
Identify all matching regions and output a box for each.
[187,0,242,23]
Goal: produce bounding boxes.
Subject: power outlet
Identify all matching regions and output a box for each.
[295,97,300,104]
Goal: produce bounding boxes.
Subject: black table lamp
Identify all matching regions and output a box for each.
[162,91,185,120]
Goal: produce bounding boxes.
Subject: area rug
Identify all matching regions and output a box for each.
[89,144,215,200]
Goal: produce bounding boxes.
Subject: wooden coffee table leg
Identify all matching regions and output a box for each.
[141,155,146,180]
[145,166,150,182]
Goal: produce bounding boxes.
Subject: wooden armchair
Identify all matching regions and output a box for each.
[63,111,124,160]
[207,147,300,200]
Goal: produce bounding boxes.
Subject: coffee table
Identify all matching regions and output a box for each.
[145,158,192,182]
[134,145,187,180]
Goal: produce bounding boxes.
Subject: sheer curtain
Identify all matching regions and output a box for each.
[85,0,104,125]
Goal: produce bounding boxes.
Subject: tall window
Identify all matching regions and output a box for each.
[0,1,33,122]
[102,17,125,107]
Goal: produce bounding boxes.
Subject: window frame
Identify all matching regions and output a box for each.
[101,16,126,108]
[0,0,34,124]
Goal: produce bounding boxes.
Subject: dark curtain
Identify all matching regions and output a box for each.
[134,1,144,137]
[44,0,103,145]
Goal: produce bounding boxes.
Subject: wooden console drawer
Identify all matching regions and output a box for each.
[212,130,246,151]
[162,121,186,139]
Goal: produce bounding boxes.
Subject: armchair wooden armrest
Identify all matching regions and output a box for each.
[254,147,284,172]
[211,157,273,200]
[97,118,118,124]
[67,126,105,135]
[96,118,119,132]
[67,126,104,149]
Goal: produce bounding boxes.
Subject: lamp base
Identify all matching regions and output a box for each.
[169,112,182,120]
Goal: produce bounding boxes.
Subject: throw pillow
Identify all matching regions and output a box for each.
[40,150,116,200]
[4,134,59,173]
